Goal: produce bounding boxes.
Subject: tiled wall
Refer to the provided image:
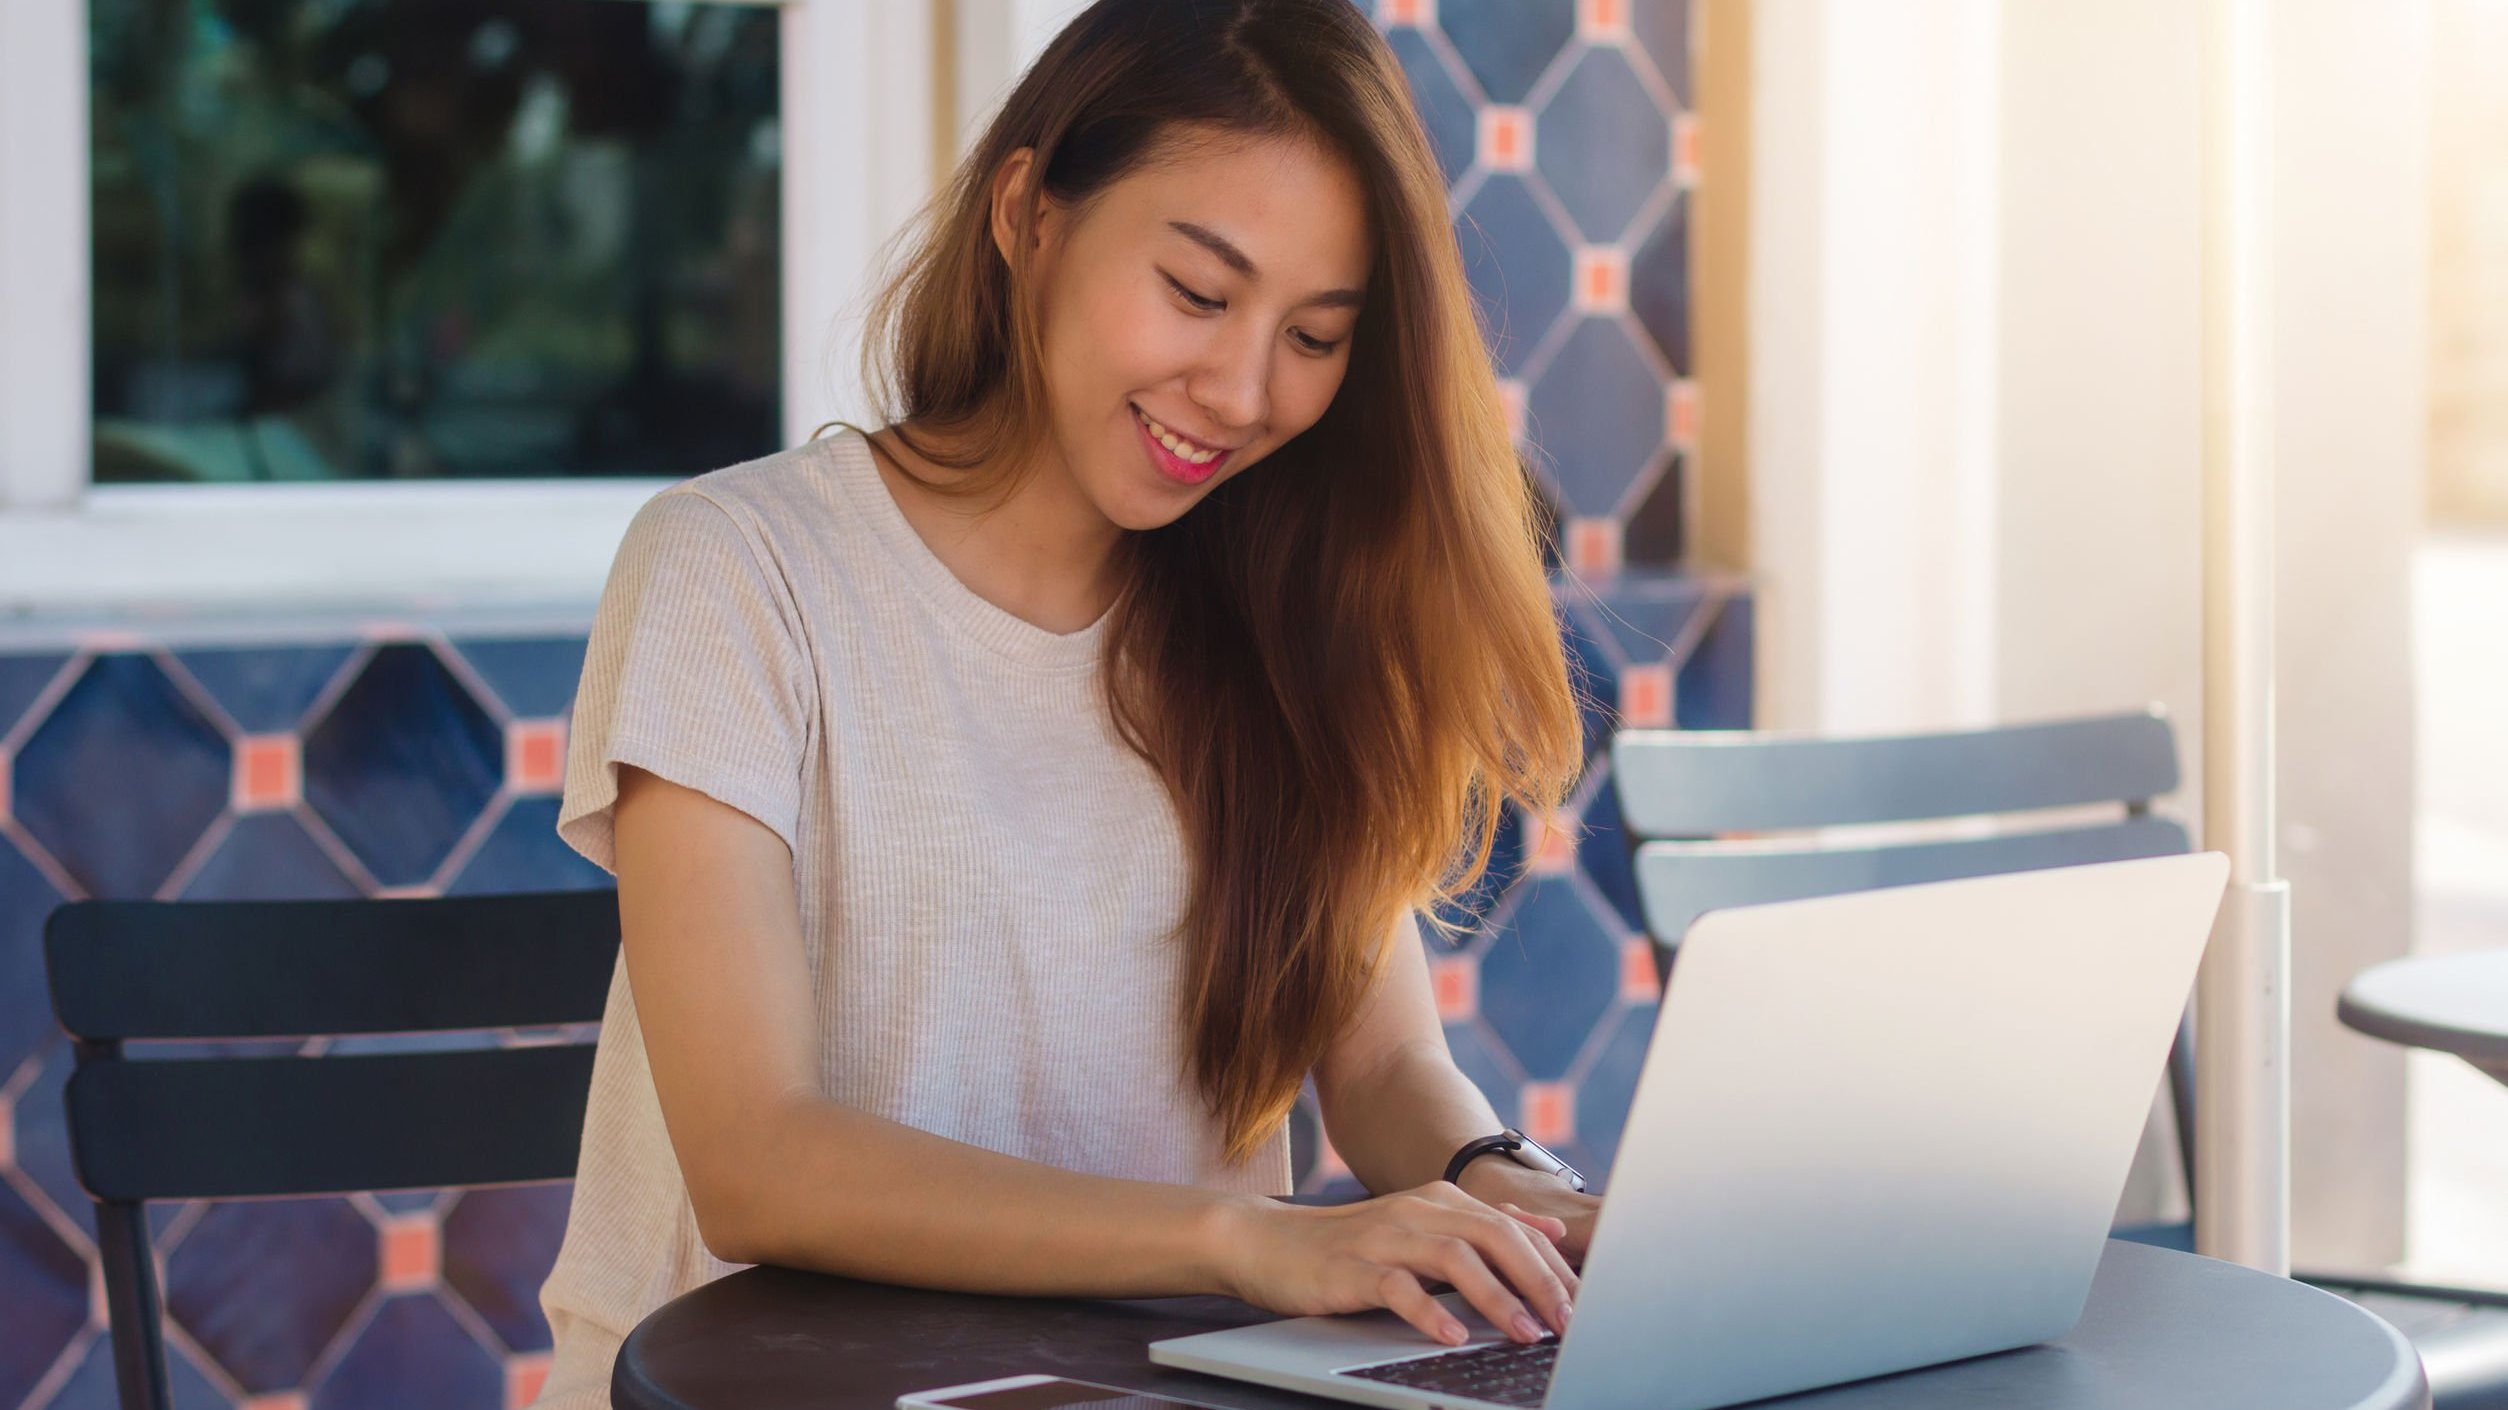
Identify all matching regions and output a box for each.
[0,2,1741,1406]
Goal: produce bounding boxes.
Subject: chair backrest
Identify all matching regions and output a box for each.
[1610,709,2190,951]
[42,888,620,1410]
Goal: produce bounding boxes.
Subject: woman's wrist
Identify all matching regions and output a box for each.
[1196,1191,1289,1300]
[1452,1150,1571,1207]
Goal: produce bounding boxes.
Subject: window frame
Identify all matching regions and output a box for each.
[0,0,938,612]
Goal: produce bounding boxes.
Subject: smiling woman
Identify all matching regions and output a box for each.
[532,3,1588,1405]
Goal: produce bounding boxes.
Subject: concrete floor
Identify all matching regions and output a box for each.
[2395,531,2508,1289]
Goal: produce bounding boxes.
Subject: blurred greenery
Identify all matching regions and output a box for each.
[89,0,782,482]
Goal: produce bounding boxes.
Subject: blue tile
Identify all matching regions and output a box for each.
[14,1040,98,1245]
[1438,0,1576,103]
[1629,0,1695,109]
[1444,1022,1523,1128]
[1388,28,1478,187]
[1588,576,1707,665]
[1576,767,1644,935]
[1528,318,1666,519]
[302,645,502,889]
[1458,175,1572,378]
[164,1196,376,1394]
[1,836,70,1071]
[444,636,587,720]
[1675,593,1754,731]
[308,1293,501,1410]
[172,645,358,734]
[14,655,231,899]
[1629,194,1691,375]
[1478,877,1619,1080]
[1289,1089,1323,1191]
[0,1175,88,1406]
[1536,46,1670,244]
[1559,602,1619,765]
[1428,801,1524,945]
[443,797,610,897]
[1622,454,1684,566]
[1574,1004,1657,1185]
[371,1191,446,1216]
[0,653,73,740]
[179,813,360,901]
[441,1183,570,1352]
[42,1328,237,1410]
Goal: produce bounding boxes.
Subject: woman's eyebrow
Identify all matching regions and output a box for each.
[1167,220,1366,309]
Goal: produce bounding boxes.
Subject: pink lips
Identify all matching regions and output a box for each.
[1134,409,1228,486]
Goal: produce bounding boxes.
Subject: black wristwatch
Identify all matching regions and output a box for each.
[1442,1128,1587,1192]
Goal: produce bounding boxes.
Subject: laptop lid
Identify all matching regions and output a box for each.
[1545,851,2229,1410]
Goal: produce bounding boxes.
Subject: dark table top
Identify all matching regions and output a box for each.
[2339,948,2508,1086]
[612,1238,2428,1410]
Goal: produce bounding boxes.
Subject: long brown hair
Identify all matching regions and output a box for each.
[852,0,1582,1165]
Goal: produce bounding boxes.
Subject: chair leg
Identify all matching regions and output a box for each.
[2167,1008,2197,1201]
[92,1200,172,1410]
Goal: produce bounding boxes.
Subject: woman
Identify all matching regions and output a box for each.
[535,2,1594,1403]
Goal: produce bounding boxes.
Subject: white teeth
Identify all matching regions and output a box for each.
[1137,409,1219,465]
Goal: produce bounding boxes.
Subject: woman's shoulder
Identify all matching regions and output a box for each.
[621,429,869,560]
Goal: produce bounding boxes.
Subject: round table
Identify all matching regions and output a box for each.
[612,1238,2427,1410]
[2339,948,2508,1087]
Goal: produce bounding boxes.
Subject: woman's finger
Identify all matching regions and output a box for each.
[1497,1204,1581,1299]
[1374,1266,1469,1346]
[1416,1231,1553,1343]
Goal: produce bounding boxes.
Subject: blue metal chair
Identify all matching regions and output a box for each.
[1611,707,2508,1408]
[42,889,619,1410]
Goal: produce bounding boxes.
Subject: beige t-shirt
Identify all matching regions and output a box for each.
[530,427,1292,1410]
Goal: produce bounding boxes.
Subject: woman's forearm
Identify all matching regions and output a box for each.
[1317,1039,1507,1195]
[716,1091,1266,1297]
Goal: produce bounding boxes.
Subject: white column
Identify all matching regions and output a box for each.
[0,0,91,510]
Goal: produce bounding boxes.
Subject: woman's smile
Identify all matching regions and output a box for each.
[1133,402,1232,486]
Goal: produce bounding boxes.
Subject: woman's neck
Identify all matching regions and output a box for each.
[867,424,1127,635]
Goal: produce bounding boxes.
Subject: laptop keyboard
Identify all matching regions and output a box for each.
[1342,1335,1560,1408]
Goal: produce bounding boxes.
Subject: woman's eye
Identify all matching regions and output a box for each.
[1294,331,1344,356]
[1165,275,1222,312]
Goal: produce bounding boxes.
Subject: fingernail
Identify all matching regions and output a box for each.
[1442,1322,1469,1345]
[1557,1301,1574,1329]
[1514,1314,1544,1342]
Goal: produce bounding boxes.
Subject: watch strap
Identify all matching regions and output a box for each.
[1441,1132,1525,1188]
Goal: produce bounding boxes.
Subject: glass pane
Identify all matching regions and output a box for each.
[90,0,781,483]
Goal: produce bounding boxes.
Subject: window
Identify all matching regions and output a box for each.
[0,0,937,607]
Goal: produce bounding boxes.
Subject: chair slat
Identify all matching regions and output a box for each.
[46,890,619,1040]
[1633,815,2192,952]
[66,1045,597,1201]
[1611,710,2179,836]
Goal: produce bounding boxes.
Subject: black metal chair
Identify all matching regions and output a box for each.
[42,889,620,1410]
[1611,707,2508,1409]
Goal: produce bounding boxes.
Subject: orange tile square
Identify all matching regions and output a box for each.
[1497,378,1527,441]
[1526,809,1578,876]
[1674,113,1702,186]
[233,736,301,812]
[1621,938,1661,1002]
[507,720,567,794]
[1567,518,1622,580]
[0,1094,14,1168]
[1667,379,1700,450]
[507,1353,552,1410]
[1522,1082,1575,1146]
[1618,663,1672,728]
[1382,0,1428,25]
[1574,248,1627,312]
[380,1216,439,1291]
[1479,107,1533,171]
[1579,0,1627,38]
[242,1395,308,1410]
[1431,955,1478,1022]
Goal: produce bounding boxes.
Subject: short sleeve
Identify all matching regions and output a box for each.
[557,489,814,871]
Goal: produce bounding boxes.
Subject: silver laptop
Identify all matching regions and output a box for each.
[1150,851,2231,1410]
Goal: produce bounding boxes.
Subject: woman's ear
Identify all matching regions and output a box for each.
[988,147,1053,272]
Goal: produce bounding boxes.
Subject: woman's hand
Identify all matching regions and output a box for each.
[1454,1159,1603,1266]
[1212,1182,1578,1348]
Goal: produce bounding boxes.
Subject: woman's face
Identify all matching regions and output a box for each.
[999,128,1374,532]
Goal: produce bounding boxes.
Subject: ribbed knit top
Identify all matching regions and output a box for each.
[530,428,1292,1410]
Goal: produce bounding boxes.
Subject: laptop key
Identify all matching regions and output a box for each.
[1342,1337,1560,1408]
